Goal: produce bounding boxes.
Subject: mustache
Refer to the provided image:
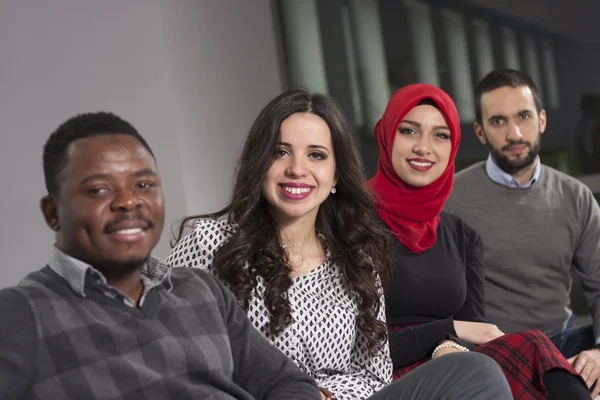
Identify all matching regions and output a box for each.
[103,212,154,233]
[502,140,531,151]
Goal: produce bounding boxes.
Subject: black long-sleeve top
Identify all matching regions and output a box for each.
[385,212,486,368]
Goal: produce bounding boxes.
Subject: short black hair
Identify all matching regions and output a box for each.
[474,68,543,125]
[42,111,155,195]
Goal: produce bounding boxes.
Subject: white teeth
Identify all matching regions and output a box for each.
[114,228,143,235]
[282,186,311,194]
[409,160,433,167]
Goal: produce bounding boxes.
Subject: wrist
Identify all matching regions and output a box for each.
[432,340,470,358]
[319,387,337,400]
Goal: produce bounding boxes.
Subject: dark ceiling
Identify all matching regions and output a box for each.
[464,0,600,43]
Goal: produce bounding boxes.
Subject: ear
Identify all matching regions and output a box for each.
[538,109,547,134]
[473,122,487,145]
[40,195,60,232]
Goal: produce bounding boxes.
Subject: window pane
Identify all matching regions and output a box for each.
[541,39,560,108]
[524,34,542,90]
[442,8,475,121]
[341,4,364,128]
[501,26,520,70]
[405,0,440,86]
[472,18,495,79]
[347,0,390,132]
[279,0,328,92]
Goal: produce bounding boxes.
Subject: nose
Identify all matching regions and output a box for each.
[507,122,523,141]
[413,134,432,156]
[110,189,142,212]
[285,154,307,178]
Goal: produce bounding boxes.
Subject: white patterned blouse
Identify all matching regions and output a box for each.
[165,217,392,400]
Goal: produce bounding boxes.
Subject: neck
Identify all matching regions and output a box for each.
[98,266,144,307]
[275,212,318,249]
[278,217,320,250]
[512,159,538,185]
[493,156,538,186]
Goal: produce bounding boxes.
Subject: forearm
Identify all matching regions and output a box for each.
[388,317,456,367]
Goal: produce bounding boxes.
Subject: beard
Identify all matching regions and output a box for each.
[484,130,541,175]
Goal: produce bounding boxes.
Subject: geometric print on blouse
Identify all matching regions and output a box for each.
[166,217,392,400]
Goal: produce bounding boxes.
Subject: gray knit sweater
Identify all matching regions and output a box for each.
[0,264,320,399]
[446,161,600,339]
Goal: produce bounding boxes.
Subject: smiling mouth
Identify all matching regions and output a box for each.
[280,185,312,195]
[112,228,144,235]
[408,160,434,168]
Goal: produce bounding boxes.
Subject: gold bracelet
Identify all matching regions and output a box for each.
[431,341,469,358]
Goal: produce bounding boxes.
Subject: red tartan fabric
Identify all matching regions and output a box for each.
[390,325,584,400]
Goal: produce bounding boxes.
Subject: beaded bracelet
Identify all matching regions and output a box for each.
[431,341,470,358]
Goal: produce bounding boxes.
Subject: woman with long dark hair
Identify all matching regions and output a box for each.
[167,90,512,400]
[369,83,589,400]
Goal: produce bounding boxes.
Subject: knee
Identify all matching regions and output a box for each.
[448,351,503,376]
[501,329,553,347]
[432,353,511,398]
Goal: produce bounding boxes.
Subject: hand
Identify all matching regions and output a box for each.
[320,392,327,400]
[431,340,465,359]
[568,348,600,397]
[453,320,504,345]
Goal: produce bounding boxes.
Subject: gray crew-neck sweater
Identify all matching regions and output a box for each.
[446,161,600,339]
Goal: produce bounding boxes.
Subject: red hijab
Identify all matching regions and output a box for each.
[367,84,461,253]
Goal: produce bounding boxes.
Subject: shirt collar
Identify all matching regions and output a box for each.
[485,154,541,188]
[47,247,173,298]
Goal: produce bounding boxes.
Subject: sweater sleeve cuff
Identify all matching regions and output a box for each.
[443,334,476,351]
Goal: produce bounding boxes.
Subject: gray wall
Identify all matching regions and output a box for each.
[0,0,284,287]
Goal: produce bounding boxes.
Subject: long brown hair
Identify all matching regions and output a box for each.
[174,90,394,355]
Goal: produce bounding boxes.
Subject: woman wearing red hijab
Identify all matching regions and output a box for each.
[369,83,589,399]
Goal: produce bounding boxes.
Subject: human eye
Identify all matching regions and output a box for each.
[274,148,290,158]
[87,186,110,196]
[137,181,156,190]
[398,127,416,135]
[308,151,327,160]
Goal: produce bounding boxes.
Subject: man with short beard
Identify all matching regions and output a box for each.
[446,69,600,395]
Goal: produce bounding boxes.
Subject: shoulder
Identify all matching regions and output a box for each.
[453,161,486,183]
[167,216,235,268]
[170,267,232,306]
[439,212,482,249]
[541,165,592,197]
[193,216,236,241]
[447,161,487,211]
[0,286,35,313]
[0,270,58,330]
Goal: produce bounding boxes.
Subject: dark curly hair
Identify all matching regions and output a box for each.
[174,90,394,355]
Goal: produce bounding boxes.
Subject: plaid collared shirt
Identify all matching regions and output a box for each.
[47,247,172,307]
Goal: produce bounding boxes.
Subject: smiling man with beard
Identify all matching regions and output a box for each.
[0,112,321,400]
[446,69,600,396]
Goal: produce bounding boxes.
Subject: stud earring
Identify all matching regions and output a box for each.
[331,187,337,194]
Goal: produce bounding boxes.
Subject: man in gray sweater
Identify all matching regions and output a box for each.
[0,111,512,399]
[446,69,600,395]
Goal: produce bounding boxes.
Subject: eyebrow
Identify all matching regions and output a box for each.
[399,119,450,131]
[488,109,534,122]
[79,169,157,185]
[277,141,331,152]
